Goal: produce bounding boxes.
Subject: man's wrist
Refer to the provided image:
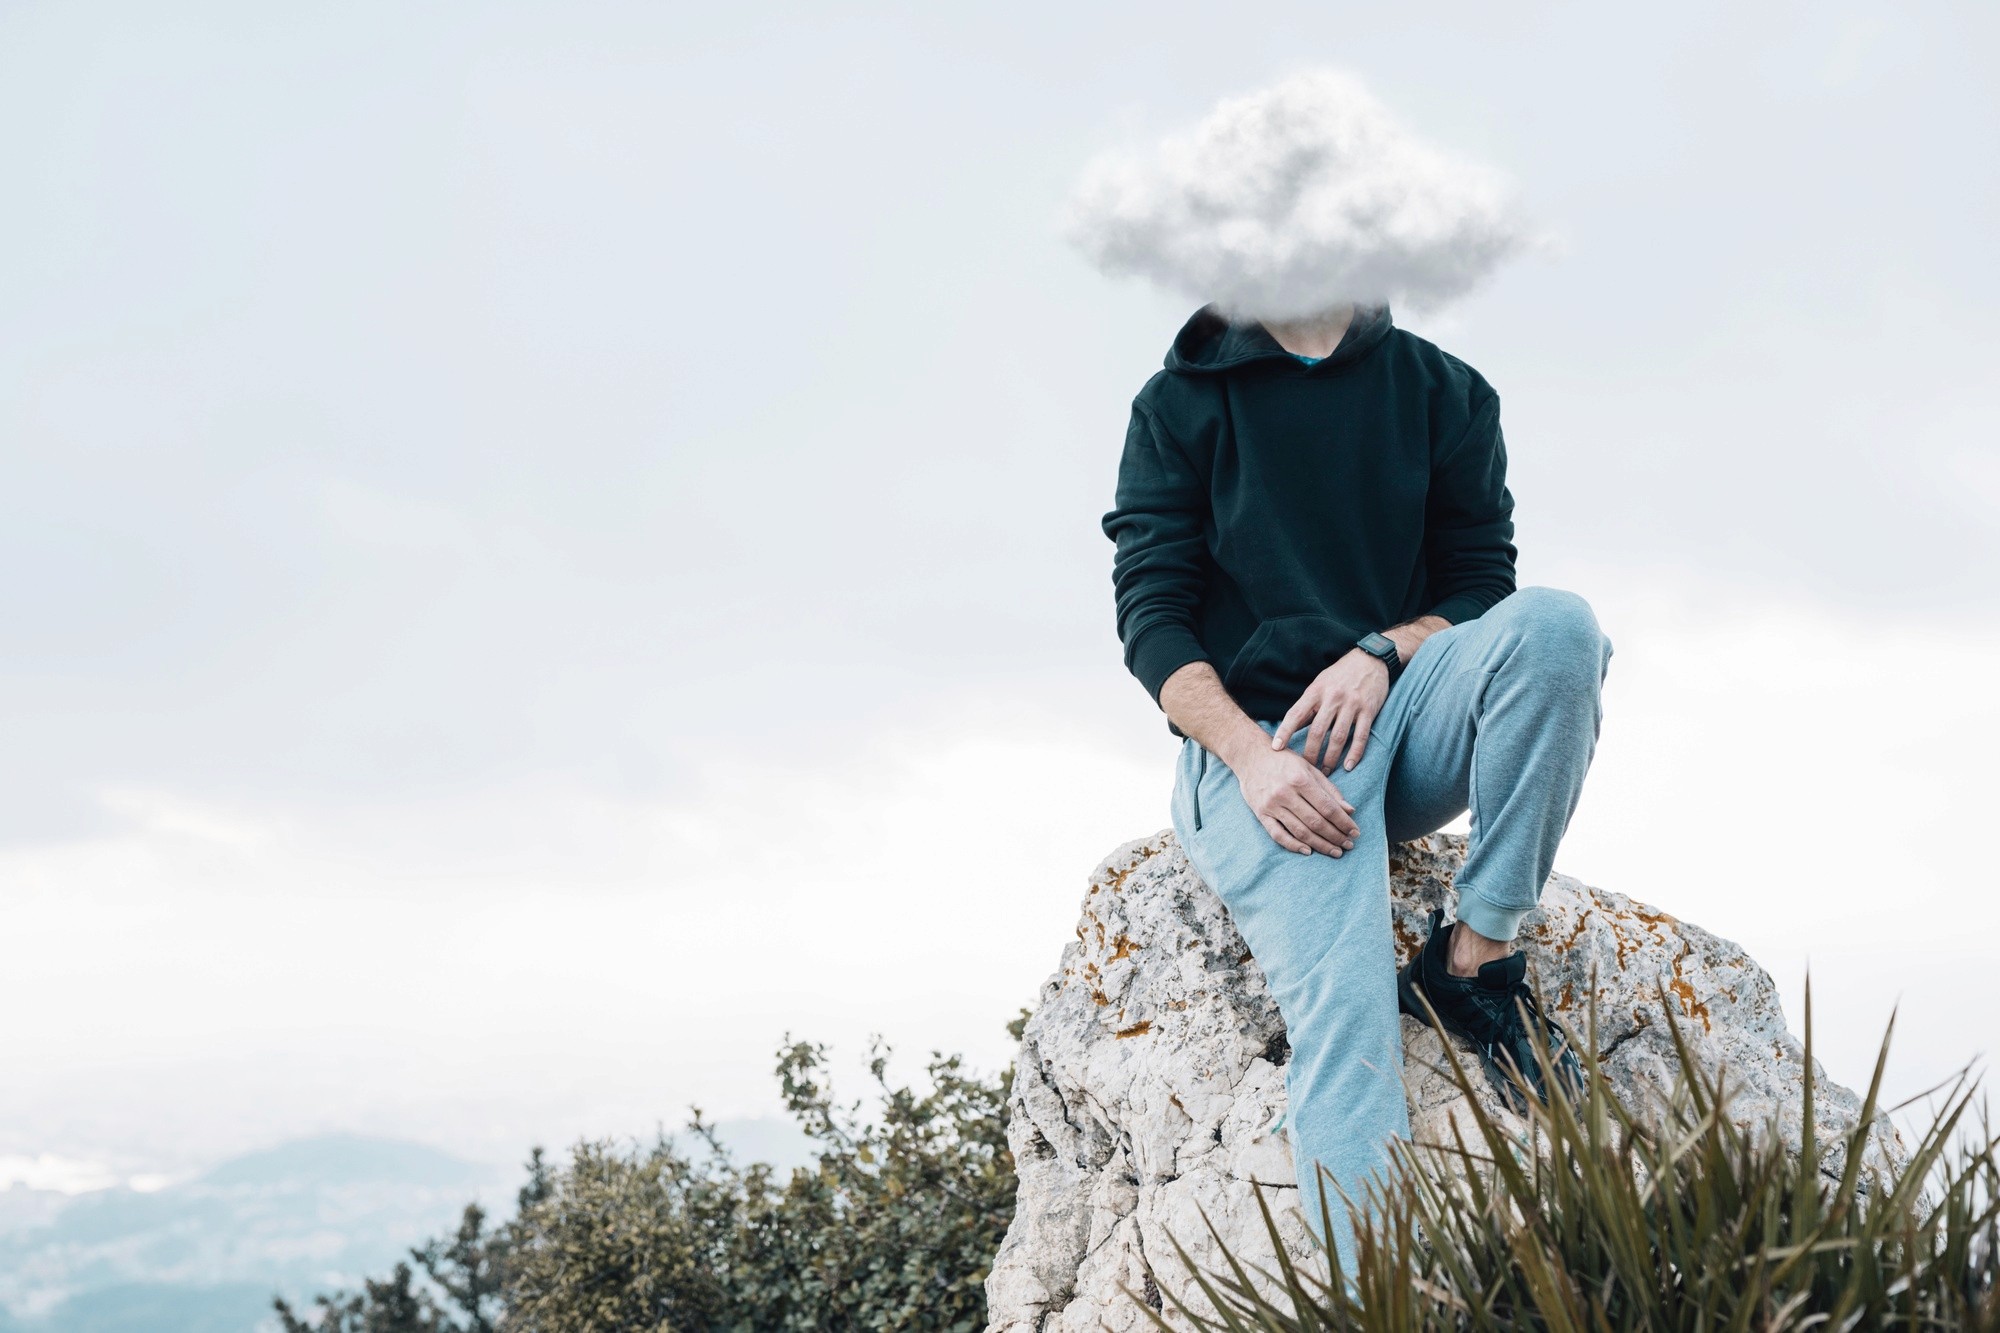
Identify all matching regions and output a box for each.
[1384,614,1449,664]
[1355,631,1403,682]
[1216,718,1273,770]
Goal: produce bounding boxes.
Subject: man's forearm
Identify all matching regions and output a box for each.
[1159,662,1269,769]
[1162,617,1448,765]
[1385,614,1450,666]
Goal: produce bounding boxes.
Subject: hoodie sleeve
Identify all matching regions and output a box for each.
[1423,388,1519,625]
[1101,399,1213,705]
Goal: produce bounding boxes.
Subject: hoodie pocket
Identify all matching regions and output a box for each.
[1221,614,1354,708]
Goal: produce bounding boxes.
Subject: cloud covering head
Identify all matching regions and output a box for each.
[1065,70,1543,321]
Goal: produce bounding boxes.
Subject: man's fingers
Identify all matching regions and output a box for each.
[1303,707,1333,771]
[1297,778,1360,840]
[1342,711,1376,772]
[1259,814,1310,855]
[1284,793,1354,851]
[1322,803,1361,845]
[1300,828,1347,858]
[1294,780,1345,826]
[1298,766,1359,819]
[1322,707,1356,776]
[1323,772,1357,814]
[1272,697,1314,751]
[1275,810,1344,858]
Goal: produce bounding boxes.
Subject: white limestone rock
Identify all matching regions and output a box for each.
[983,831,1907,1332]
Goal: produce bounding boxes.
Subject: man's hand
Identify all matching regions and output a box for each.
[1273,649,1390,774]
[1232,744,1361,856]
[1158,660,1362,857]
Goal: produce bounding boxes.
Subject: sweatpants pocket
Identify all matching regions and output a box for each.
[1190,745,1209,833]
[1171,740,1205,845]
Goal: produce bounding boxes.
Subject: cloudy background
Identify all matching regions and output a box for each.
[2,0,1996,1200]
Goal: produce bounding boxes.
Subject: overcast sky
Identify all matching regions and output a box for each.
[1,0,1995,1183]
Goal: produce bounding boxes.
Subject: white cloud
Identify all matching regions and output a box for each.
[1064,69,1548,321]
[93,787,284,851]
[0,1154,121,1195]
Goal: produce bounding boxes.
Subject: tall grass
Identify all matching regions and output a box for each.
[1140,984,2000,1331]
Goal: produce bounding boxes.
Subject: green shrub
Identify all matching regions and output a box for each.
[276,1022,1020,1333]
[1144,987,2000,1331]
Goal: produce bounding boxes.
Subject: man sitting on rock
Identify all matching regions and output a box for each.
[1081,70,1616,1267]
[1102,291,1614,1266]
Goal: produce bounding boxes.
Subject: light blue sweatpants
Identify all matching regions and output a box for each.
[1168,586,1613,1268]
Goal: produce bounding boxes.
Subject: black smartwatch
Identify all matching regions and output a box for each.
[1356,631,1403,684]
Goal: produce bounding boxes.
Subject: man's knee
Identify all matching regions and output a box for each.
[1480,587,1613,703]
[1499,585,1612,668]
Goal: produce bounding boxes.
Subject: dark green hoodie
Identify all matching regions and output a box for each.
[1101,302,1517,732]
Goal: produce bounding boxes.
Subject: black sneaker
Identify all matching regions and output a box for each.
[1396,908,1588,1113]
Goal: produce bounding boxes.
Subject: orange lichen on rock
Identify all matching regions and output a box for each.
[1391,915,1424,965]
[1115,1020,1153,1039]
[1668,976,1710,1029]
[1664,938,1712,1031]
[1101,839,1163,894]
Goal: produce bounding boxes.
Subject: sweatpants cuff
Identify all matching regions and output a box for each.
[1453,888,1530,943]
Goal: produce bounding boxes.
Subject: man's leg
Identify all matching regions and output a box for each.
[1169,670,1430,1268]
[1384,587,1613,1106]
[1384,585,1614,943]
[1167,585,1612,1264]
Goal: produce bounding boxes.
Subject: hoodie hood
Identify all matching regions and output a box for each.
[1163,301,1395,375]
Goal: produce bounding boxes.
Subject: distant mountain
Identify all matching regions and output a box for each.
[0,1283,276,1333]
[0,1122,817,1333]
[0,1135,510,1333]
[195,1133,494,1191]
